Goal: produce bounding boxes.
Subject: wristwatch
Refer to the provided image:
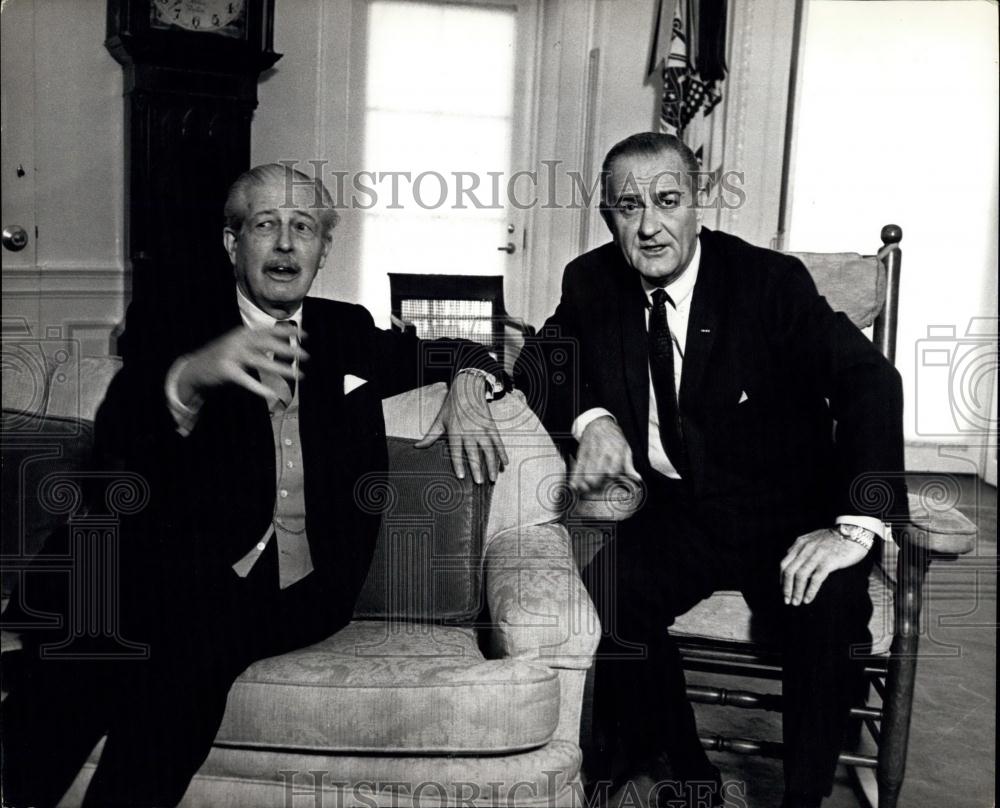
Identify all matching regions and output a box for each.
[457,367,505,400]
[838,523,876,551]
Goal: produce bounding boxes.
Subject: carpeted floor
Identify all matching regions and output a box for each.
[582,474,997,808]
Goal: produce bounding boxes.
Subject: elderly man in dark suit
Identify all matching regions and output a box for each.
[2,164,507,807]
[514,133,906,808]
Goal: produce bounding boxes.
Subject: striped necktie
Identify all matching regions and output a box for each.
[272,319,298,405]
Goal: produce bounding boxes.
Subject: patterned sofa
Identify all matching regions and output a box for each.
[1,350,600,808]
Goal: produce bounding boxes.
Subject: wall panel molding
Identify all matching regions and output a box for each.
[4,265,126,298]
[716,0,797,248]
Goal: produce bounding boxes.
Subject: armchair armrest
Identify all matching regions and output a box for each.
[484,523,600,670]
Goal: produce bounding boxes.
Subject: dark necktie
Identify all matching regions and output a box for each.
[648,289,689,479]
[273,319,298,405]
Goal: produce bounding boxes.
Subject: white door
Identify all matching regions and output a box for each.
[1,0,38,284]
[347,0,538,325]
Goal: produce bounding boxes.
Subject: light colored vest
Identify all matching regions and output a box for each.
[231,368,313,588]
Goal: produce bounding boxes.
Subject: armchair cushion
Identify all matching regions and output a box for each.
[217,621,559,754]
[353,437,492,621]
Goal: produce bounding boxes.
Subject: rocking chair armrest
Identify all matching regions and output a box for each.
[901,491,977,555]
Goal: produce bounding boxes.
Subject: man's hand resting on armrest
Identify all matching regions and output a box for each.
[571,415,642,495]
[415,371,509,485]
[175,325,305,407]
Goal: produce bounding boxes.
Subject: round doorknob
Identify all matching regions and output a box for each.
[497,242,516,254]
[2,225,29,252]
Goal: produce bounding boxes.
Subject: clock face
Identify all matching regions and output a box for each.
[149,0,247,38]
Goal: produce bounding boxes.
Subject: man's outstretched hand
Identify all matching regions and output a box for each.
[571,415,642,495]
[414,372,508,484]
[176,325,306,405]
[780,528,869,606]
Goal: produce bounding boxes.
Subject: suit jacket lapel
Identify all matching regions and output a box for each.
[617,258,652,459]
[679,230,724,409]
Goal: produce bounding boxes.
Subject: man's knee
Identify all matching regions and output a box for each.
[812,562,872,609]
[787,564,874,646]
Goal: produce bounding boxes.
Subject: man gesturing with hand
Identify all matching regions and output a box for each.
[3,163,506,808]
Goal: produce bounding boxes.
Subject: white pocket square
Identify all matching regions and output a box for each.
[344,374,368,394]
[738,390,749,404]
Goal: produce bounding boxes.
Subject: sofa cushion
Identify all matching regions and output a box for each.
[217,621,560,754]
[670,565,894,655]
[382,385,567,542]
[46,355,122,422]
[71,739,583,807]
[353,437,492,621]
[1,410,94,596]
[196,740,582,807]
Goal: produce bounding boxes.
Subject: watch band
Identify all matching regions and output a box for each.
[838,523,876,551]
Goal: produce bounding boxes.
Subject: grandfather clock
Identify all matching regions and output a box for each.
[106,0,280,308]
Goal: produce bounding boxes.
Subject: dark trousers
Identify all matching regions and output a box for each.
[1,539,333,808]
[584,476,874,801]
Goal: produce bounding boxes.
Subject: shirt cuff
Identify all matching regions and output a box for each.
[572,407,616,442]
[165,355,204,437]
[835,515,890,542]
[456,368,503,401]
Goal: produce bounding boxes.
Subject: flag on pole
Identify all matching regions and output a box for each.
[648,0,728,184]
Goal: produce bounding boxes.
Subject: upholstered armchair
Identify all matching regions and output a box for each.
[1,354,600,807]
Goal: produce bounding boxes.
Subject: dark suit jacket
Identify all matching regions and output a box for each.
[515,228,907,543]
[84,292,499,649]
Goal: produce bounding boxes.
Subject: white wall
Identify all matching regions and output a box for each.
[787,0,999,471]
